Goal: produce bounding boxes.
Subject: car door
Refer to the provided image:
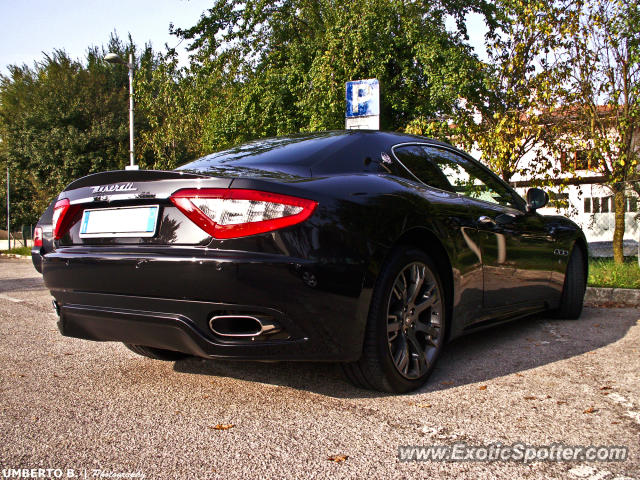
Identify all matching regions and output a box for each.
[392,144,485,325]
[416,146,556,310]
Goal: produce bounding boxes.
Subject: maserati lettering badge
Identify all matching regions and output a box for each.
[90,182,137,194]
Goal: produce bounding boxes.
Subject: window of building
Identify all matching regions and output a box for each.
[549,192,569,209]
[575,151,589,170]
[583,195,637,214]
[559,150,601,172]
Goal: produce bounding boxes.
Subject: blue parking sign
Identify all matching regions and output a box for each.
[345,79,380,118]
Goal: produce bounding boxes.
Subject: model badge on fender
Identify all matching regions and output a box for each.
[90,182,137,194]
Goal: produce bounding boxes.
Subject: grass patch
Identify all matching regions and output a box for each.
[1,246,32,256]
[588,257,640,289]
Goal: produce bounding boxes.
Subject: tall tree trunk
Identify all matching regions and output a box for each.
[612,188,626,264]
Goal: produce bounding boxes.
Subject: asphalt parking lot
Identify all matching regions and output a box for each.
[1,257,638,480]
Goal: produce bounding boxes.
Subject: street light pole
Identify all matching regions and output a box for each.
[6,167,10,250]
[127,53,135,170]
[105,52,138,170]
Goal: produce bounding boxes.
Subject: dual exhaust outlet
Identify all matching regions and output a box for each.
[208,314,280,339]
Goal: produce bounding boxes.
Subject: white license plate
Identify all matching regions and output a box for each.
[79,205,159,238]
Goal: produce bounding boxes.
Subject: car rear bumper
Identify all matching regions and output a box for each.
[31,248,43,273]
[43,248,372,361]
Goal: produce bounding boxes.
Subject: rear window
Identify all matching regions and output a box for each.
[178,133,347,172]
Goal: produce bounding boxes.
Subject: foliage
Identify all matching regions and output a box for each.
[423,0,575,183]
[135,50,206,170]
[172,0,497,149]
[551,0,640,263]
[0,34,151,225]
[588,257,640,289]
[0,246,31,256]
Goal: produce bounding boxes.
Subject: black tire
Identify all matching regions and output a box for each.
[124,343,190,361]
[342,247,447,393]
[554,244,586,319]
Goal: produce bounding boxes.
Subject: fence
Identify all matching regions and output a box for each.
[0,225,34,250]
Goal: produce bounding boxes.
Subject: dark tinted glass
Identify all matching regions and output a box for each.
[393,145,454,192]
[394,144,521,208]
[421,147,518,208]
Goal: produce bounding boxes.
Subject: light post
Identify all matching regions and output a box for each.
[105,52,138,170]
[6,166,9,250]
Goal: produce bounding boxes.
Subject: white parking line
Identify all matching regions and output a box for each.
[608,393,633,408]
[0,293,22,303]
[606,393,640,425]
[569,466,636,480]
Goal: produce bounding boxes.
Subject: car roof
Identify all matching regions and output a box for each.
[178,130,458,176]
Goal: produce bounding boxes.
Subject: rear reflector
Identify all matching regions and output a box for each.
[170,188,318,239]
[52,198,82,240]
[33,227,43,247]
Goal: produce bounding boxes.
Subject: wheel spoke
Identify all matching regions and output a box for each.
[392,273,408,303]
[388,323,401,334]
[408,264,425,305]
[387,315,401,341]
[414,288,439,315]
[406,330,427,376]
[416,285,440,315]
[393,336,410,374]
[414,321,437,337]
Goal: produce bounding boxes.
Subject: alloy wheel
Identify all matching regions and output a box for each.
[386,261,443,379]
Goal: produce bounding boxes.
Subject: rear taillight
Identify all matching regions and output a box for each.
[52,198,82,240]
[33,227,43,247]
[170,188,318,239]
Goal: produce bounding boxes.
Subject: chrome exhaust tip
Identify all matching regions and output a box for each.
[52,300,60,316]
[208,315,280,338]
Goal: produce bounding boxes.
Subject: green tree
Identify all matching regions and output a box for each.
[135,50,206,170]
[555,0,640,263]
[173,0,497,150]
[419,0,574,184]
[0,34,152,225]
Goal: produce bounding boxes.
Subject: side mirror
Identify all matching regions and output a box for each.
[526,188,549,212]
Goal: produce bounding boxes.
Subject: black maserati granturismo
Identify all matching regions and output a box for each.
[32,131,587,392]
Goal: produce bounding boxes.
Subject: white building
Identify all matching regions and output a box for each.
[462,105,639,254]
[510,142,639,253]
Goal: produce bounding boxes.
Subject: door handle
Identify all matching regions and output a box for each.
[477,215,496,226]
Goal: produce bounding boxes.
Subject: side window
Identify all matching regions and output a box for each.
[392,145,454,192]
[421,147,519,208]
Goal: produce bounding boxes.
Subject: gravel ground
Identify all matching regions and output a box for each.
[0,257,638,480]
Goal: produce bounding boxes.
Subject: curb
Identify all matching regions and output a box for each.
[0,253,31,259]
[585,287,640,308]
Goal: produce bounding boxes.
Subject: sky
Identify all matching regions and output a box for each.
[0,0,213,75]
[0,1,488,76]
